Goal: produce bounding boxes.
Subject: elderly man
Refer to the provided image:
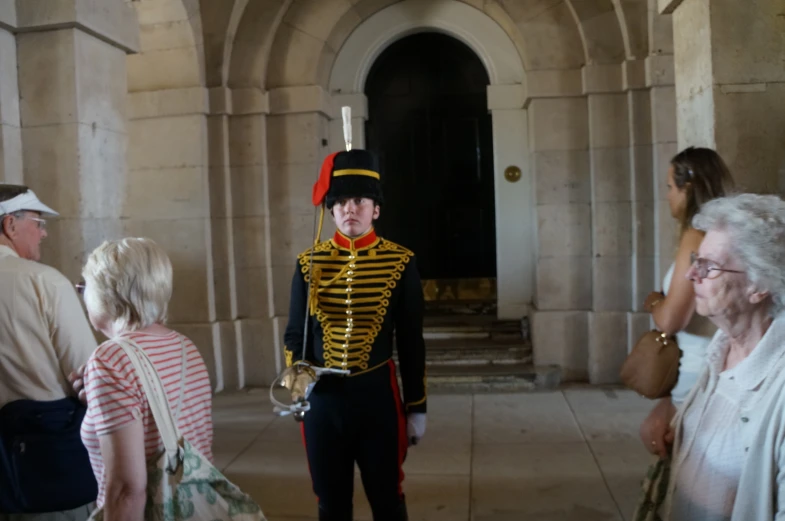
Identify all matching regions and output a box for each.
[0,184,98,519]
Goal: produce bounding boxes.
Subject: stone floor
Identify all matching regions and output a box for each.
[213,387,656,521]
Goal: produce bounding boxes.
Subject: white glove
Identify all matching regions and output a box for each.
[406,413,427,446]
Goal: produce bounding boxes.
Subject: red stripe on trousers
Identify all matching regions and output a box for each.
[300,422,319,502]
[387,360,407,498]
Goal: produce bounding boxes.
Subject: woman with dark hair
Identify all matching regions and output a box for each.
[639,147,735,458]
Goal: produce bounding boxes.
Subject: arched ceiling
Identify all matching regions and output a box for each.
[127,0,205,92]
[565,0,626,64]
[199,0,240,87]
[177,0,656,90]
[227,0,292,88]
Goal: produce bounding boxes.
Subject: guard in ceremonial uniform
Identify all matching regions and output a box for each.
[283,146,427,521]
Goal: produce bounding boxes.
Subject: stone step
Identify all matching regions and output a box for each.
[422,338,532,365]
[424,301,497,316]
[422,316,524,341]
[425,350,533,366]
[423,315,520,330]
[425,363,561,393]
[423,330,492,340]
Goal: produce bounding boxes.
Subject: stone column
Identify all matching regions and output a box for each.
[627,58,658,355]
[528,69,592,382]
[488,84,534,320]
[584,65,632,384]
[264,86,333,383]
[0,2,21,183]
[123,1,228,389]
[226,88,278,388]
[205,88,237,391]
[622,3,681,362]
[14,0,138,280]
[125,88,221,385]
[670,0,785,193]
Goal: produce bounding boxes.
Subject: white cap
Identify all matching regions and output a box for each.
[0,189,59,217]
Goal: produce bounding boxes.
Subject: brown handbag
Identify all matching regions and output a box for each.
[620,330,682,399]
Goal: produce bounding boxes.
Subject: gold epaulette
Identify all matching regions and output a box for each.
[296,238,335,261]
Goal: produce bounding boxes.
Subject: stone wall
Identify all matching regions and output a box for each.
[0,0,139,287]
[10,0,780,389]
[672,0,785,194]
[528,48,678,384]
[0,0,675,388]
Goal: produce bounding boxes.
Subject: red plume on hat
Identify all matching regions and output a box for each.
[312,152,340,206]
[309,106,355,245]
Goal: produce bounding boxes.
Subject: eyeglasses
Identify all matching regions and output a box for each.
[689,252,744,280]
[75,280,85,295]
[22,215,46,230]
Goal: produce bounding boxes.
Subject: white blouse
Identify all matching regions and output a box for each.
[666,316,785,520]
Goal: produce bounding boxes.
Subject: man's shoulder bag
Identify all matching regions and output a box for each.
[0,396,98,513]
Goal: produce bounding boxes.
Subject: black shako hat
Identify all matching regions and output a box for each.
[312,149,384,209]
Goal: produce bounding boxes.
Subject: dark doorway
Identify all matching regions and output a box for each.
[365,32,496,281]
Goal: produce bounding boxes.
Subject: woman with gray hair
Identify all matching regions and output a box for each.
[73,238,213,520]
[661,193,785,520]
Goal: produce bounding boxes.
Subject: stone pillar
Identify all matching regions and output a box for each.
[527,70,592,382]
[584,65,632,384]
[207,87,241,391]
[14,0,138,280]
[629,3,679,358]
[488,84,534,320]
[125,88,221,386]
[0,2,21,183]
[671,0,785,193]
[648,6,679,288]
[227,88,278,388]
[627,58,657,356]
[263,86,333,384]
[626,63,653,301]
[122,1,229,389]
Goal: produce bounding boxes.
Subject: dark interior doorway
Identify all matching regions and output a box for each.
[365,32,496,281]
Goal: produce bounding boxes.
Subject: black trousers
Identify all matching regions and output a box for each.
[301,360,408,521]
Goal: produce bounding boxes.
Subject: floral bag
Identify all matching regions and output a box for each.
[631,456,670,521]
[89,337,266,521]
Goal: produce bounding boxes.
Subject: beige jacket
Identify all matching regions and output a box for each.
[0,245,97,407]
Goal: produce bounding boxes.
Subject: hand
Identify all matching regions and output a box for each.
[68,364,87,405]
[640,397,676,459]
[644,291,665,313]
[406,413,426,446]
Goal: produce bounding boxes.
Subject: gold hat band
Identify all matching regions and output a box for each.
[333,169,380,179]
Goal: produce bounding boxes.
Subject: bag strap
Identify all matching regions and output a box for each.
[173,337,187,420]
[112,336,182,470]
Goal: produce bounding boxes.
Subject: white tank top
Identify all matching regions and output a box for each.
[663,262,716,404]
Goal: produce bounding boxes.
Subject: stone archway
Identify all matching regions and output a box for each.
[328,0,533,319]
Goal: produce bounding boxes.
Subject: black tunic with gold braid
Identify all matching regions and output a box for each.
[283,228,427,414]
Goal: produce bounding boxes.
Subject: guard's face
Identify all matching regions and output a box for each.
[331,197,380,238]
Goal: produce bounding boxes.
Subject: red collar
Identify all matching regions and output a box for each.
[332,228,378,250]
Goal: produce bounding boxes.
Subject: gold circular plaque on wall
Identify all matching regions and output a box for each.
[504,165,521,183]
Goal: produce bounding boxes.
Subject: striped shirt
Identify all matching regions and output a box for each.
[80,330,213,507]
